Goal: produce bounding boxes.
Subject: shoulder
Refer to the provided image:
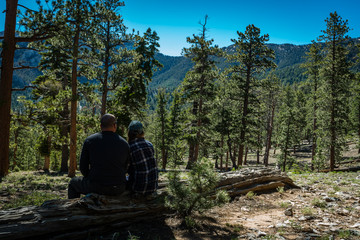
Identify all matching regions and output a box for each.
[85,132,102,142]
[144,140,154,148]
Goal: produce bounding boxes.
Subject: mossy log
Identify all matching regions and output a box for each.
[0,167,298,240]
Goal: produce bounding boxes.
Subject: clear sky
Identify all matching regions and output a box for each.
[1,0,360,56]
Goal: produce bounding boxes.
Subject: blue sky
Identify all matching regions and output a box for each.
[1,0,360,56]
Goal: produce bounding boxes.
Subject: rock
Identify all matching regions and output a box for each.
[350,222,360,228]
[324,196,340,202]
[276,223,288,228]
[256,230,267,237]
[336,208,350,216]
[285,208,293,216]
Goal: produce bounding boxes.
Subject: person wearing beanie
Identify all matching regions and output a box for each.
[127,120,158,196]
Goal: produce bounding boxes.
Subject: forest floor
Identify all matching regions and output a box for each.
[0,143,360,239]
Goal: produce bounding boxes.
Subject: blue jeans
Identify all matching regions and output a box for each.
[68,176,126,199]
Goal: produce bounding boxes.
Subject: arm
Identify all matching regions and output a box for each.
[79,140,90,177]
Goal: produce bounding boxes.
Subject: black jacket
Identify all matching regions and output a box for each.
[80,131,130,186]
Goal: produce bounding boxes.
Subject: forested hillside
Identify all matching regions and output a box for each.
[5,36,360,94]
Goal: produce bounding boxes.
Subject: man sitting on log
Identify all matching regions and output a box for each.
[68,114,130,199]
[126,120,158,197]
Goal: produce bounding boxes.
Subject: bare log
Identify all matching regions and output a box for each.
[0,167,298,239]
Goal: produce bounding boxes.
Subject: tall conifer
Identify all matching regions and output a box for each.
[317,12,352,171]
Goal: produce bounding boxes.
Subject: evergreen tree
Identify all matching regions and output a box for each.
[181,15,221,169]
[155,88,170,169]
[352,45,360,153]
[88,0,133,116]
[226,24,276,166]
[317,12,352,171]
[212,73,239,169]
[275,85,297,171]
[301,41,323,168]
[167,88,186,167]
[260,72,281,166]
[0,0,61,177]
[108,28,162,133]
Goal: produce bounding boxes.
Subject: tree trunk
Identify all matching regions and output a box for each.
[238,67,251,167]
[186,101,198,169]
[244,147,248,165]
[263,102,275,166]
[68,27,80,178]
[12,128,20,168]
[358,102,360,154]
[225,151,229,170]
[311,79,318,170]
[220,136,224,171]
[43,135,52,171]
[0,0,18,178]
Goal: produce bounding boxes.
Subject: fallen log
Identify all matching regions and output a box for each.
[0,167,298,239]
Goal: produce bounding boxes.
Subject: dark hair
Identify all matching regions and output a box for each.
[100,114,116,129]
[127,131,138,142]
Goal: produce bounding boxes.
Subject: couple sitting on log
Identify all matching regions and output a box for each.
[68,114,158,199]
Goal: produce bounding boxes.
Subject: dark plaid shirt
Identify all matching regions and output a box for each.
[128,138,158,194]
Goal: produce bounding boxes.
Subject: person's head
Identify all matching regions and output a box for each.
[127,120,144,141]
[101,113,117,132]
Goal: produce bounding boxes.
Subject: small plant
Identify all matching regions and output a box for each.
[337,229,351,239]
[165,158,230,227]
[301,207,314,216]
[311,198,327,208]
[126,231,140,240]
[245,191,256,199]
[279,201,291,208]
[276,186,285,194]
[332,185,341,192]
[226,223,244,233]
[289,220,302,232]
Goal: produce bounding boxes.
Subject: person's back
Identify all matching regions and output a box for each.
[80,131,129,186]
[68,114,130,199]
[127,121,158,195]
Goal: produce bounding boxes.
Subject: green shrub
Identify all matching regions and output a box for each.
[165,158,230,223]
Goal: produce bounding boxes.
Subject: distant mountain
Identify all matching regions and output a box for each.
[2,36,359,92]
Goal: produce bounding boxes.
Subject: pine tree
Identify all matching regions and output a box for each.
[260,72,281,166]
[212,73,239,169]
[0,0,60,177]
[155,88,170,169]
[352,45,360,153]
[108,28,162,133]
[275,85,297,171]
[317,12,352,171]
[301,41,323,168]
[167,88,186,167]
[88,0,132,116]
[226,24,276,166]
[181,15,221,169]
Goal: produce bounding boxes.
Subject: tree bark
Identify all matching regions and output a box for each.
[263,101,275,166]
[0,0,18,178]
[68,27,80,178]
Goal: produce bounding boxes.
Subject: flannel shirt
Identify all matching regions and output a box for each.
[128,138,158,194]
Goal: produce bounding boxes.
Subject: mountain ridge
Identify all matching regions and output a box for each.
[1,33,359,92]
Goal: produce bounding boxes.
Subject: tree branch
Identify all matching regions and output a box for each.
[17,4,38,13]
[11,86,36,92]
